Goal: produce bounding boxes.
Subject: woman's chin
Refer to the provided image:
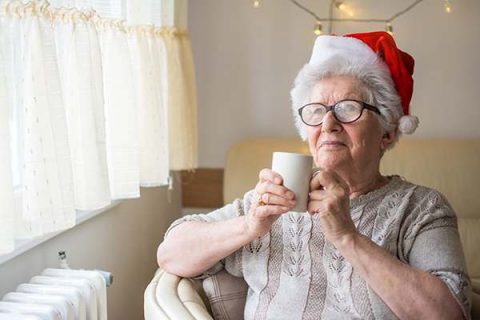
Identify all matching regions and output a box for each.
[315,153,348,170]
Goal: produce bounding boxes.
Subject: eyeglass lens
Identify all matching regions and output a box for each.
[301,100,364,125]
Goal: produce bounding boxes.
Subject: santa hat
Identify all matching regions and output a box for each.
[293,31,418,136]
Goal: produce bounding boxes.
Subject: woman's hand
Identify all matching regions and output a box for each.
[308,169,357,246]
[245,169,297,238]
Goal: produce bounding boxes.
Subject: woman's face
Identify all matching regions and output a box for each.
[305,75,392,172]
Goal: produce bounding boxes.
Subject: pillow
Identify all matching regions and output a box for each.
[202,270,248,320]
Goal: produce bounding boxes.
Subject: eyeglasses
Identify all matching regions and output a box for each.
[298,99,381,126]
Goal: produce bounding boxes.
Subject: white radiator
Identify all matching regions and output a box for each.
[0,253,112,320]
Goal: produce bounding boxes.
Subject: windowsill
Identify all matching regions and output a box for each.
[0,201,122,265]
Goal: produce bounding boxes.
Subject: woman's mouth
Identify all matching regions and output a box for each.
[319,141,346,149]
[320,141,346,146]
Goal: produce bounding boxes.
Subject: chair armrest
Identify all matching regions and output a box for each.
[144,268,213,320]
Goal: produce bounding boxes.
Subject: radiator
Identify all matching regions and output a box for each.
[0,252,112,320]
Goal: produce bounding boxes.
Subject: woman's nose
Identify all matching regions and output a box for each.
[321,111,342,133]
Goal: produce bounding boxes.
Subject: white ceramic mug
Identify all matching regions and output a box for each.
[271,152,313,212]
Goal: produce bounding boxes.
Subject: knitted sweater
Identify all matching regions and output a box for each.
[168,176,471,319]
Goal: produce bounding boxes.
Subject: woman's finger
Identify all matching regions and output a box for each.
[308,190,328,201]
[254,204,290,218]
[308,200,339,216]
[256,181,295,200]
[310,169,349,194]
[310,169,324,191]
[259,168,283,185]
[261,193,296,207]
[307,200,324,214]
[310,169,337,191]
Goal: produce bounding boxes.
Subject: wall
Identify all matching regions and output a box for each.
[0,182,182,320]
[189,0,480,168]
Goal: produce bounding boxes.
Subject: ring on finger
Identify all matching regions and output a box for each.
[258,193,268,206]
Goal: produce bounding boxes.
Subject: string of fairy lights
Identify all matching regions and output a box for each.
[251,0,454,35]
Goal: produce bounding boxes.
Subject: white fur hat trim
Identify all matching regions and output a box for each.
[309,35,379,67]
[398,115,419,134]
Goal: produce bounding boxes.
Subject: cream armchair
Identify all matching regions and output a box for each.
[145,138,480,319]
[144,268,213,320]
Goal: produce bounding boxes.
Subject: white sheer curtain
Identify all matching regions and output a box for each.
[0,0,198,255]
[0,24,15,254]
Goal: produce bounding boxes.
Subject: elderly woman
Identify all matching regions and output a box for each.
[157,31,471,319]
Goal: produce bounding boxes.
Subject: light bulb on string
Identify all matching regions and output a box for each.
[314,21,323,36]
[252,0,261,8]
[283,0,460,37]
[335,1,354,17]
[444,0,452,13]
[386,22,393,36]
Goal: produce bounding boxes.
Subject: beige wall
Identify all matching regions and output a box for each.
[0,182,182,320]
[190,0,480,168]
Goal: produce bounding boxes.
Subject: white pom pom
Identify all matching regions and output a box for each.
[398,115,419,134]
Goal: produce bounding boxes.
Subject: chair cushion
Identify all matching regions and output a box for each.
[202,270,248,320]
[472,278,480,320]
[458,218,480,279]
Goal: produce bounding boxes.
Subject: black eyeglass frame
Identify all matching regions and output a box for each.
[298,99,381,126]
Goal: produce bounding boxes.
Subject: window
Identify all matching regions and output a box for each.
[0,0,197,256]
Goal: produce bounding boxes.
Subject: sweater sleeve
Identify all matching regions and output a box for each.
[164,190,255,278]
[404,189,472,319]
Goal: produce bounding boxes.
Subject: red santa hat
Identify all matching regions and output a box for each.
[303,31,418,134]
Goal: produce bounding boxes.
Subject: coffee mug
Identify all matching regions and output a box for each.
[271,152,313,212]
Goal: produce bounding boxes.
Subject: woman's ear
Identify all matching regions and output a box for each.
[381,128,397,151]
